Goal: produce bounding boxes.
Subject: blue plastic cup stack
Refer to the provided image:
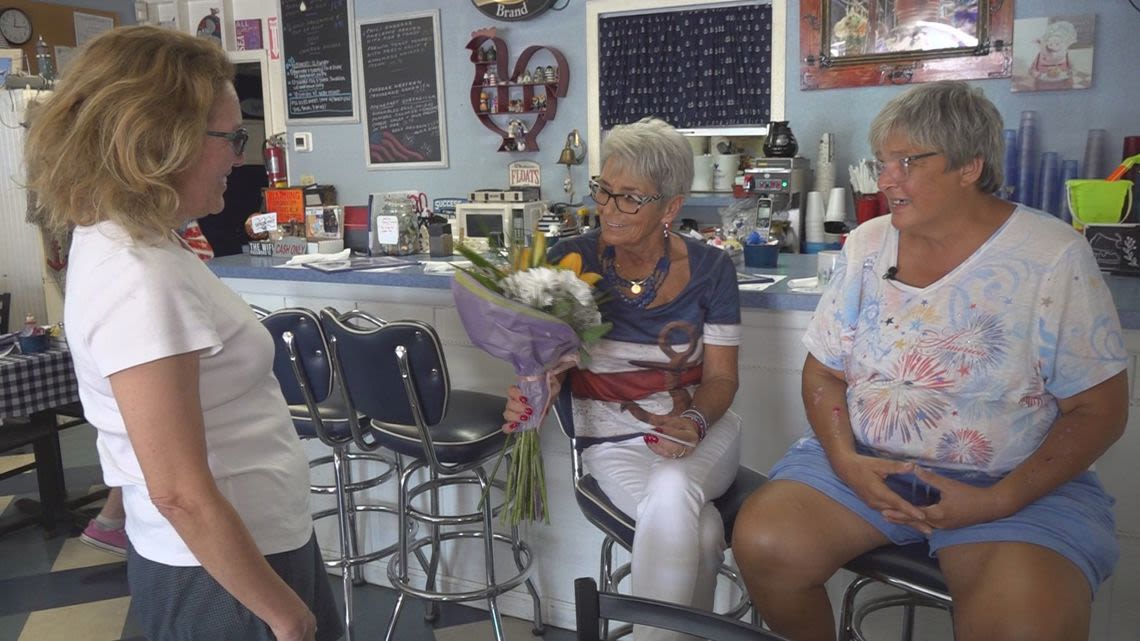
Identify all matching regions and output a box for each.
[1058,159,1079,224]
[1001,129,1018,200]
[1082,129,1108,179]
[1016,111,1038,207]
[1038,152,1061,217]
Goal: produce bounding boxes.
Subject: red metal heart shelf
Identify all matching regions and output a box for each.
[466,35,569,152]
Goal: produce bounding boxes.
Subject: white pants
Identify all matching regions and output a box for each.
[582,413,742,641]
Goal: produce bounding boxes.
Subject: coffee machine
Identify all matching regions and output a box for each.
[743,158,811,253]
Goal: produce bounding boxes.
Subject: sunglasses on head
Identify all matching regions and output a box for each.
[205,127,249,156]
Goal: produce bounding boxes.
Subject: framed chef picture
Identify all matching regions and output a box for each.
[185,0,229,49]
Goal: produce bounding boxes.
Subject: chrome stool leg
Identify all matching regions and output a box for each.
[309,446,397,641]
[511,521,545,634]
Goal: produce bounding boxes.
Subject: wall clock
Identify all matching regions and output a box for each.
[0,8,32,46]
[471,0,555,22]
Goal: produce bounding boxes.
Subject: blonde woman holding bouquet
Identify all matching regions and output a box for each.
[503,117,742,641]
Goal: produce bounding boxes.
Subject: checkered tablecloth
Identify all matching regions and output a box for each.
[0,344,80,419]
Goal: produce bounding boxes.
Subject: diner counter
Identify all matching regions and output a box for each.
[208,252,1140,328]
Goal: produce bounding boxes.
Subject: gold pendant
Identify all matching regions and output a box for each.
[630,282,642,294]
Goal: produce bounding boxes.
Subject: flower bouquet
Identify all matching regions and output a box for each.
[451,235,610,524]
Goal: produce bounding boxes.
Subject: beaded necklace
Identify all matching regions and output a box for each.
[601,239,671,308]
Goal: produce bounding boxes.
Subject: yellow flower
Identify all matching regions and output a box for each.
[557,251,602,286]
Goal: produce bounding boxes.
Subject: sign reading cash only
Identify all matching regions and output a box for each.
[470,0,555,21]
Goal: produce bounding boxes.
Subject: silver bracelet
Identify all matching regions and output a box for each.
[680,408,709,442]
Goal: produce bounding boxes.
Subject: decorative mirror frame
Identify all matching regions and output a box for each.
[799,0,1013,90]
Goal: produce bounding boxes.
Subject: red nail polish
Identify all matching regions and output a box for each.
[509,422,519,431]
[644,434,659,444]
[523,408,533,417]
[519,396,528,404]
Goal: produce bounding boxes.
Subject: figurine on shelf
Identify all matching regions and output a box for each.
[532,66,546,84]
[520,70,532,84]
[479,91,490,112]
[488,93,498,113]
[483,69,499,86]
[532,94,546,111]
[508,119,528,151]
[546,65,557,82]
[487,46,497,62]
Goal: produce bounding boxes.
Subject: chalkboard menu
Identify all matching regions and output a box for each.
[359,11,448,168]
[281,0,357,122]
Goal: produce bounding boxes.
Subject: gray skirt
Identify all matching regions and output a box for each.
[127,532,343,641]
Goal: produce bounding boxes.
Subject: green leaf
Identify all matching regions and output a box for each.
[579,321,613,344]
[454,265,506,296]
[455,243,507,279]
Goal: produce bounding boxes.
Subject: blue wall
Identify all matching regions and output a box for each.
[288,0,1140,210]
[287,1,589,209]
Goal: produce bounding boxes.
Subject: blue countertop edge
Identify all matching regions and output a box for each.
[208,253,1140,329]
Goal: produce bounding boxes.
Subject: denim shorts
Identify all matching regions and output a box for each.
[770,437,1119,593]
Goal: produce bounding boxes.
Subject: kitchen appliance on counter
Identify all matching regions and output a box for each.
[744,157,811,253]
[454,201,548,252]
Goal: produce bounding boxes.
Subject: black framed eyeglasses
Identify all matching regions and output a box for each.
[205,127,249,156]
[588,177,662,214]
[872,151,940,179]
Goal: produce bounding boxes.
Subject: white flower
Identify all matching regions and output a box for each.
[501,267,602,334]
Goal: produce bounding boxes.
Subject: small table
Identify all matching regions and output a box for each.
[0,343,98,536]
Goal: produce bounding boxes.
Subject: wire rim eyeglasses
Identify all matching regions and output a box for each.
[587,177,663,214]
[872,151,941,178]
[205,127,249,156]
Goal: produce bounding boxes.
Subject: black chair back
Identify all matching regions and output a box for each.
[0,292,10,334]
[574,577,787,641]
[320,310,449,428]
[261,308,333,406]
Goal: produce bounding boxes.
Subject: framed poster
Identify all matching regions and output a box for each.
[185,1,226,48]
[356,10,448,169]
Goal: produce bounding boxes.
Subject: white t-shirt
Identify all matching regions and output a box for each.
[65,221,312,566]
[803,208,1127,476]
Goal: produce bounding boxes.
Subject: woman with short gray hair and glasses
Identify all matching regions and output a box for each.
[502,117,744,640]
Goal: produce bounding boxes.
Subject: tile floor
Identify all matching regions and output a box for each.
[0,424,575,641]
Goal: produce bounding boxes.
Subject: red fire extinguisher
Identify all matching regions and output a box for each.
[263,134,287,187]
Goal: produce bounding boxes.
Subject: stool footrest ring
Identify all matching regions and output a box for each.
[387,530,535,603]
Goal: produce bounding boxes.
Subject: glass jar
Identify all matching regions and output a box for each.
[376,200,419,256]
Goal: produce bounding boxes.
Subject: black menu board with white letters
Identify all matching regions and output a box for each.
[359,11,447,168]
[281,0,357,122]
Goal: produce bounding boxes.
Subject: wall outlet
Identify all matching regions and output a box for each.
[293,132,312,153]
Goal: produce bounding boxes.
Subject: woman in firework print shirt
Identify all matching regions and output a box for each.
[733,81,1127,641]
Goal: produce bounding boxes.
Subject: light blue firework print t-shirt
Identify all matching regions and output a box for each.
[803,208,1127,476]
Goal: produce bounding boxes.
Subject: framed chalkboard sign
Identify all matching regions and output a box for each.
[1085,224,1140,276]
[356,11,448,169]
[281,0,358,123]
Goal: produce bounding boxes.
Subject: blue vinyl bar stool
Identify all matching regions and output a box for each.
[838,542,952,641]
[551,385,766,639]
[260,307,398,641]
[319,308,544,641]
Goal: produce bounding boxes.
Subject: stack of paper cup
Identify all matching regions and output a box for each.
[803,190,826,251]
[824,187,847,245]
[687,136,709,156]
[691,154,714,192]
[713,153,741,191]
[814,133,836,195]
